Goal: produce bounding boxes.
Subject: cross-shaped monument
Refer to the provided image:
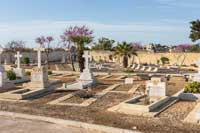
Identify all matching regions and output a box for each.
[34,46,45,68]
[14,51,22,69]
[83,51,91,70]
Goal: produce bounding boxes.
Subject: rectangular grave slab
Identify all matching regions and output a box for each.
[125,78,133,84]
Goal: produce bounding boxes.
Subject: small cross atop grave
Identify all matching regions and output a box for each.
[14,51,22,69]
[34,46,45,68]
[83,51,91,70]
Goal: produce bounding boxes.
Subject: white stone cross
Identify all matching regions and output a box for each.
[83,51,91,70]
[196,59,200,74]
[34,46,45,68]
[14,51,22,69]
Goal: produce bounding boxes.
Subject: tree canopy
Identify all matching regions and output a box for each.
[92,37,115,51]
[190,19,200,42]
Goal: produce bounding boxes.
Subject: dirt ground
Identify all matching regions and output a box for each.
[0,76,199,133]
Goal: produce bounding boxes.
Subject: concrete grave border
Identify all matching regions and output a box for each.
[48,84,119,107]
[108,95,171,117]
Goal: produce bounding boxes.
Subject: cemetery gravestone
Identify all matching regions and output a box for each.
[63,51,96,90]
[0,47,14,89]
[125,78,133,84]
[24,46,49,89]
[146,77,166,97]
[14,51,25,77]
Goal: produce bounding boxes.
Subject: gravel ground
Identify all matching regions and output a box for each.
[114,84,133,91]
[158,101,197,122]
[0,92,200,133]
[0,76,199,133]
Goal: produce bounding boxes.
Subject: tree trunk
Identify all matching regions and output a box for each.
[123,56,128,68]
[71,54,75,71]
[45,51,50,69]
[78,50,84,72]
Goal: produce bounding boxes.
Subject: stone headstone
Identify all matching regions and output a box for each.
[125,78,133,84]
[24,45,49,89]
[14,51,25,77]
[0,67,15,89]
[34,46,45,68]
[63,51,95,90]
[146,77,166,97]
[61,53,66,63]
[78,51,94,84]
[146,66,152,72]
[30,66,49,89]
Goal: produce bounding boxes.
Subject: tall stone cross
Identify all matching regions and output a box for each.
[34,46,45,68]
[0,47,4,65]
[14,51,22,69]
[83,51,91,70]
[196,59,200,74]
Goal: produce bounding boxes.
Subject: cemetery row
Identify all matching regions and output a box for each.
[0,45,200,132]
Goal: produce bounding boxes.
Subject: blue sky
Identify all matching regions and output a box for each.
[0,0,199,47]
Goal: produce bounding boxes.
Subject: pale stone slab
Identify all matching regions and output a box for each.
[125,78,133,84]
[146,77,166,97]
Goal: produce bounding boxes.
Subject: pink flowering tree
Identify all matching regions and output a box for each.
[64,26,93,72]
[35,36,54,68]
[175,44,192,52]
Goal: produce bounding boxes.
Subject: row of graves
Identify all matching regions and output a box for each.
[130,63,180,73]
[109,59,200,124]
[1,46,200,132]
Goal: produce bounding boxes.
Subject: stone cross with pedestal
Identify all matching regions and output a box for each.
[15,51,22,69]
[14,51,25,77]
[63,51,95,90]
[25,45,48,89]
[34,46,45,68]
[78,51,94,84]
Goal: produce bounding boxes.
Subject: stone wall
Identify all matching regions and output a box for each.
[1,50,200,66]
[1,51,68,64]
[90,51,200,66]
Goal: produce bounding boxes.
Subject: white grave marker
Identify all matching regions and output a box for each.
[34,46,45,68]
[125,78,133,84]
[146,77,166,97]
[14,51,22,69]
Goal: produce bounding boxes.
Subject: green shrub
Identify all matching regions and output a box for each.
[7,71,16,80]
[123,69,134,73]
[184,81,200,93]
[26,71,31,76]
[48,71,53,75]
[160,57,169,65]
[23,57,30,65]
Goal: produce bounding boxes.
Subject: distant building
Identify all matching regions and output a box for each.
[145,44,155,53]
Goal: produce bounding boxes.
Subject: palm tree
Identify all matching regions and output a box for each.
[114,42,137,68]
